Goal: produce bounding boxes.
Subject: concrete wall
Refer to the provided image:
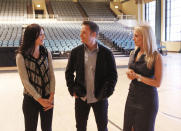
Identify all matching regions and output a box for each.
[120,0,138,19]
[79,0,107,2]
[32,0,48,18]
[110,1,122,16]
[164,42,181,52]
[162,42,181,52]
[33,0,45,10]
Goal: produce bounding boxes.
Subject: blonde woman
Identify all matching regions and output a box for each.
[123,24,163,131]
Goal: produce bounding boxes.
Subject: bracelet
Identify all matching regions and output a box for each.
[137,74,142,82]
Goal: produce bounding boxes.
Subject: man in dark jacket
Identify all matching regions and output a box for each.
[65,21,117,131]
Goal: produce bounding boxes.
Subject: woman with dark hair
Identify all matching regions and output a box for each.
[16,24,55,131]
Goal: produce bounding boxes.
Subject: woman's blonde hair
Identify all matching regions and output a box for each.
[134,24,158,69]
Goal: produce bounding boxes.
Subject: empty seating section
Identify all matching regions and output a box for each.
[42,22,82,53]
[0,24,22,47]
[0,22,135,54]
[0,0,30,20]
[0,0,134,54]
[0,0,117,21]
[98,22,135,52]
[50,0,82,20]
[42,22,134,53]
[80,2,115,20]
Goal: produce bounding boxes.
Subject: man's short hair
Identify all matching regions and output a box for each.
[82,21,99,35]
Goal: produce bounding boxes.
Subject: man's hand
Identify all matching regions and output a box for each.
[73,92,78,98]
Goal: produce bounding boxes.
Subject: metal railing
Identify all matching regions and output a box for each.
[117,15,136,20]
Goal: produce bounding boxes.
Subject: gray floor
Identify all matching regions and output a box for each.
[0,53,181,131]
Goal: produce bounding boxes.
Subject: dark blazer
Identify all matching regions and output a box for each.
[65,44,117,100]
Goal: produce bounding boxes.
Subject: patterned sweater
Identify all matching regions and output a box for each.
[16,48,55,100]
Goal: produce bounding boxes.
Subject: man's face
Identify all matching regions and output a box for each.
[80,25,96,46]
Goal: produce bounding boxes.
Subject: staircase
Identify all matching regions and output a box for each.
[27,0,33,18]
[45,0,54,18]
[75,2,88,20]
[106,4,117,18]
[98,33,123,56]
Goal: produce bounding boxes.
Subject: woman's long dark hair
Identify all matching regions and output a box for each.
[17,24,42,56]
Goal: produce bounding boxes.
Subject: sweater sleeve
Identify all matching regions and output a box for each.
[16,53,41,100]
[48,51,55,93]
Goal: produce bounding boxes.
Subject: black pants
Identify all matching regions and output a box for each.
[75,98,108,131]
[23,94,53,131]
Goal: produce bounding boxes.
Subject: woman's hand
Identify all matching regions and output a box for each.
[44,93,55,111]
[44,104,54,111]
[126,69,137,80]
[48,93,54,104]
[37,97,54,111]
[37,98,51,108]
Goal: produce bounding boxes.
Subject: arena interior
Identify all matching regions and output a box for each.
[0,0,181,130]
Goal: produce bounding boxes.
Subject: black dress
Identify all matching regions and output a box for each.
[123,48,158,131]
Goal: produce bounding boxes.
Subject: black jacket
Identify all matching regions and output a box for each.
[65,44,117,100]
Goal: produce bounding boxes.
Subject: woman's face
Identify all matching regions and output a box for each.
[133,30,143,47]
[35,29,45,46]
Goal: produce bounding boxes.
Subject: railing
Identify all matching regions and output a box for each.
[0,15,121,22]
[55,17,118,21]
[87,17,118,21]
[117,15,136,20]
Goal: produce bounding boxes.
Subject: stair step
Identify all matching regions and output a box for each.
[76,2,88,18]
[98,33,121,55]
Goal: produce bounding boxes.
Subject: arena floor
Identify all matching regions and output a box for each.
[0,53,181,131]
